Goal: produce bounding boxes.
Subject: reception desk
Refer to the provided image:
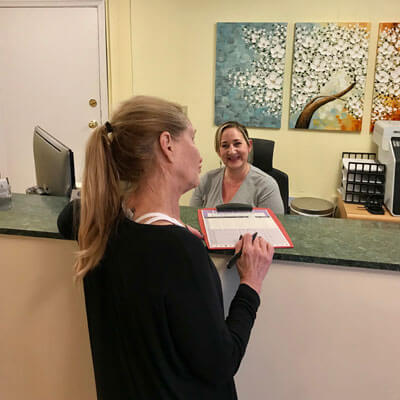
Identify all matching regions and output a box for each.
[1,194,400,400]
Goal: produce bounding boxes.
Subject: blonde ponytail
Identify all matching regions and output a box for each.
[74,125,121,278]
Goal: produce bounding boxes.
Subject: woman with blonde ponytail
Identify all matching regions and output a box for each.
[58,96,274,400]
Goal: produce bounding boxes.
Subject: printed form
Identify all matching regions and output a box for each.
[199,208,293,250]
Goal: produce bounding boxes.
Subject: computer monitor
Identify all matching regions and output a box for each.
[33,125,76,197]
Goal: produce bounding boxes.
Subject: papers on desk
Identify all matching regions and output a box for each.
[198,208,293,250]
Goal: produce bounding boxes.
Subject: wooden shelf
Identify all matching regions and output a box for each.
[336,196,400,223]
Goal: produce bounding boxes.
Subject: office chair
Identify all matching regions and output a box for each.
[250,138,290,214]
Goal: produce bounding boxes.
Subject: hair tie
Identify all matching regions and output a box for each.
[105,121,113,133]
[104,121,113,142]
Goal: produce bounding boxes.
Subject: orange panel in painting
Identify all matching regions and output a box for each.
[336,114,362,132]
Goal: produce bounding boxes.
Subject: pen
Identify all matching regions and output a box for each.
[227,232,258,269]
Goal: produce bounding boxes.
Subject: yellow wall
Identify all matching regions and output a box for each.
[106,0,133,108]
[108,0,400,205]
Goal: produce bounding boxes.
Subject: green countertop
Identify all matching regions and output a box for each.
[180,206,400,271]
[1,194,399,271]
[0,193,69,238]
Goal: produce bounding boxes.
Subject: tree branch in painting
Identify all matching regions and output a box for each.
[295,82,356,129]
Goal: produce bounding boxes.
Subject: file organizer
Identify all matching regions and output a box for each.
[340,152,386,205]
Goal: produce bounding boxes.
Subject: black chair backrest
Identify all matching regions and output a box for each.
[250,138,290,214]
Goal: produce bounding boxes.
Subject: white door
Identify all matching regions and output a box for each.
[0,1,108,193]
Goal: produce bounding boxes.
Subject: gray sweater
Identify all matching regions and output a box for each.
[190,165,284,214]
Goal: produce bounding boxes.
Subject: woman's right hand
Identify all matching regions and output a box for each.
[235,233,274,295]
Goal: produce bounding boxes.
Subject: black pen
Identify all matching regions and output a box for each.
[227,232,258,269]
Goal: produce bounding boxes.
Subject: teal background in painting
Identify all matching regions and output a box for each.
[215,23,286,128]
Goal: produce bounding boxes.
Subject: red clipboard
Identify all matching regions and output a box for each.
[198,207,293,250]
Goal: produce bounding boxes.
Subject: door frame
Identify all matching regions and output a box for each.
[0,0,109,122]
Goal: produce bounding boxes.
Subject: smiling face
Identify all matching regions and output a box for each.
[217,127,252,171]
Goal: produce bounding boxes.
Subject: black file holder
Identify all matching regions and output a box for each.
[341,152,386,205]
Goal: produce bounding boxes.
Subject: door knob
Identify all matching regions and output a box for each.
[88,120,98,129]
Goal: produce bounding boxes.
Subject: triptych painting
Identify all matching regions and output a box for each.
[215,21,399,132]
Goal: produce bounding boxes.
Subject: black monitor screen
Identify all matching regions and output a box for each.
[33,126,76,197]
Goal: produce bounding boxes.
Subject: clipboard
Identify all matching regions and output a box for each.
[198,207,293,250]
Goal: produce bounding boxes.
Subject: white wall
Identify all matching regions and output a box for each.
[213,255,400,400]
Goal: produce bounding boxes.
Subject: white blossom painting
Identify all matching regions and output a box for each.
[371,23,400,131]
[289,23,370,131]
[215,23,288,128]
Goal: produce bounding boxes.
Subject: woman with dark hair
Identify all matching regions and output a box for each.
[190,121,284,214]
[58,97,274,400]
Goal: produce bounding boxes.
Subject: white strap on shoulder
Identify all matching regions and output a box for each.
[134,212,185,228]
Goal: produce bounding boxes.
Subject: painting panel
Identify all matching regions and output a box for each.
[371,23,400,131]
[289,22,370,131]
[215,22,288,128]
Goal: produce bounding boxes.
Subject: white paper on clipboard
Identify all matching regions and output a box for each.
[198,208,293,250]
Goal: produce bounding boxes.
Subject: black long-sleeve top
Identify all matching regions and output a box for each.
[58,204,260,400]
